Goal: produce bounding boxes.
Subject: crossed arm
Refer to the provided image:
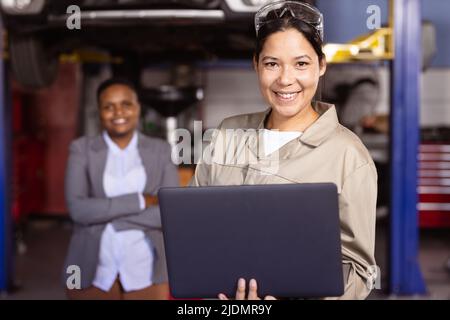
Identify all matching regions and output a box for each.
[65,140,178,228]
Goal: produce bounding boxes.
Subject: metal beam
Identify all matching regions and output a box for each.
[390,0,426,295]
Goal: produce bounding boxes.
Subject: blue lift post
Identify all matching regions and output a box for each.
[390,0,426,295]
[0,16,12,294]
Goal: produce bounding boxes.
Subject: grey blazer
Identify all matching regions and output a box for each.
[62,132,179,289]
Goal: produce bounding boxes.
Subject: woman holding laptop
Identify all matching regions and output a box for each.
[190,0,377,300]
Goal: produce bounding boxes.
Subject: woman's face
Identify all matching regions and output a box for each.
[255,28,326,119]
[98,84,140,138]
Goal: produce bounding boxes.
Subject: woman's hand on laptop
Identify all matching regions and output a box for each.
[218,278,276,300]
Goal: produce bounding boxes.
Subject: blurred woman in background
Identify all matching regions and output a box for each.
[63,78,178,299]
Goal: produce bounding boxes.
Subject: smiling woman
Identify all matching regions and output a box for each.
[255,28,325,131]
[190,1,378,300]
[97,80,141,148]
[63,78,179,300]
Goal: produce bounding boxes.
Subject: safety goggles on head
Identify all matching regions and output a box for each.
[254,0,324,41]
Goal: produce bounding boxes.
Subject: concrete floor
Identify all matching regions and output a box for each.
[1,216,449,300]
[369,219,450,300]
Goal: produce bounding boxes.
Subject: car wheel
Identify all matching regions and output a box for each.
[9,35,58,89]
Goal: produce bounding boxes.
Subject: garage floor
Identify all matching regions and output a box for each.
[1,216,450,300]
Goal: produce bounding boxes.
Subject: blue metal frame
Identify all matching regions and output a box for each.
[0,16,12,293]
[390,0,426,295]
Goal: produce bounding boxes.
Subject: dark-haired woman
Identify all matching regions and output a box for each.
[63,78,178,299]
[190,1,377,300]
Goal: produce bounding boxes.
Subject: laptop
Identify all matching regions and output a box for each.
[158,183,344,299]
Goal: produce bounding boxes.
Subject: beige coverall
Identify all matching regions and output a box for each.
[190,101,378,300]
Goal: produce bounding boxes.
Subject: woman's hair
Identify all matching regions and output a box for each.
[254,17,325,64]
[96,77,138,104]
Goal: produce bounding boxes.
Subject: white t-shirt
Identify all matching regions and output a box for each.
[262,129,303,156]
[92,131,154,292]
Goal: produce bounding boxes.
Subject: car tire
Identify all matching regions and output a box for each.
[9,35,58,89]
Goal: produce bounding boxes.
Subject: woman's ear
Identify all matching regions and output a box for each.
[319,58,327,77]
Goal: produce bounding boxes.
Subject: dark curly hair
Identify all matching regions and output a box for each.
[96,77,138,104]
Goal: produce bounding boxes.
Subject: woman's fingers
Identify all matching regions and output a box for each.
[220,279,275,300]
[218,293,229,300]
[247,279,260,300]
[235,278,246,300]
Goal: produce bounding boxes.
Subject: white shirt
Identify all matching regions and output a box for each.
[262,129,303,156]
[92,131,154,292]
